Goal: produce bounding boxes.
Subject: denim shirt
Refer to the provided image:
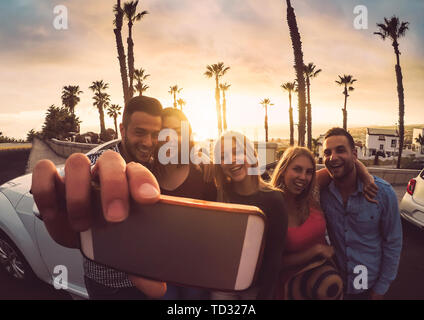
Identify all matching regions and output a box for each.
[320,176,402,295]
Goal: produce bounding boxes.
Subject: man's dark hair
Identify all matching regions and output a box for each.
[122,96,163,128]
[324,127,355,149]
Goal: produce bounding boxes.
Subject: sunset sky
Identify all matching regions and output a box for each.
[0,0,423,141]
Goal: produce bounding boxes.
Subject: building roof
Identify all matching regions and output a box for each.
[367,128,399,137]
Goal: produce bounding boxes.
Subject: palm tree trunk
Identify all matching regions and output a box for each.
[113,0,130,104]
[114,116,118,139]
[99,105,106,135]
[289,92,294,146]
[215,77,222,136]
[286,0,307,147]
[392,41,405,168]
[342,86,348,130]
[306,77,312,150]
[342,108,347,131]
[127,22,135,99]
[395,58,405,169]
[173,92,177,108]
[222,92,227,131]
[265,105,269,142]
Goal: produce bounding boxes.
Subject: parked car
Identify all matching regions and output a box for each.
[0,140,120,299]
[399,168,424,229]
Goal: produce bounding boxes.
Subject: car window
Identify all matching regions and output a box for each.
[86,140,119,156]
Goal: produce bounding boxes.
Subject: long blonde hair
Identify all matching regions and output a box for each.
[271,147,319,220]
[214,131,274,202]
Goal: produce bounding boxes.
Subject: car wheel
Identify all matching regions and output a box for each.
[0,231,35,282]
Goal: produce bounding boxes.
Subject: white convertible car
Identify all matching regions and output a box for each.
[0,140,120,299]
[400,168,424,229]
[0,139,274,298]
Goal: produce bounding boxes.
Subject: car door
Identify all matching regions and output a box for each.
[412,170,424,207]
[32,197,87,297]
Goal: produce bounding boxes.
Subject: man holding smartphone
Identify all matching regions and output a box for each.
[32,96,167,299]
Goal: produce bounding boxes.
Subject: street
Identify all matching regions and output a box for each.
[385,185,424,300]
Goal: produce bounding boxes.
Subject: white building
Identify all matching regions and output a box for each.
[365,128,399,157]
[412,128,424,154]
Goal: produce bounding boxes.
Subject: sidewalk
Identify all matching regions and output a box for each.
[26,138,66,173]
[392,185,407,203]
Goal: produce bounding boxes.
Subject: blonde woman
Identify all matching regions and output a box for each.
[213,131,288,300]
[270,147,376,299]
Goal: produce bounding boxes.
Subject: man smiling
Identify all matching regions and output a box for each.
[319,127,402,300]
[32,96,166,300]
[119,98,162,165]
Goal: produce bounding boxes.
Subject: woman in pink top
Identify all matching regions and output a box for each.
[270,147,376,299]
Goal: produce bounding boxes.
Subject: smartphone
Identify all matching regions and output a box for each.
[80,193,266,292]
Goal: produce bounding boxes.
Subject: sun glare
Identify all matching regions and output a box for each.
[179,90,218,141]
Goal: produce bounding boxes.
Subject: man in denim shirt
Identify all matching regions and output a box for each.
[320,128,402,300]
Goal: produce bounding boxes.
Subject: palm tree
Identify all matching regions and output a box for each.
[375,16,409,169]
[204,62,230,136]
[260,98,274,142]
[303,63,322,150]
[286,0,307,147]
[134,68,150,83]
[335,74,357,130]
[311,138,322,157]
[89,80,110,135]
[177,98,186,110]
[168,85,183,108]
[415,134,424,154]
[61,85,83,115]
[113,0,130,104]
[219,83,231,131]
[133,67,150,96]
[107,104,122,139]
[135,82,149,96]
[93,93,111,136]
[281,81,297,146]
[123,1,148,99]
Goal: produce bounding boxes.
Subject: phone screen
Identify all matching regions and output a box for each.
[82,198,264,291]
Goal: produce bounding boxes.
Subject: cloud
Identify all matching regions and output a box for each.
[0,0,423,140]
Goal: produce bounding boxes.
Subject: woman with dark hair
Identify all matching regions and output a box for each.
[212,131,288,300]
[155,108,216,300]
[155,108,214,201]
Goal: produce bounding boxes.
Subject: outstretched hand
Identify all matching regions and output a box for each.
[31,151,166,298]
